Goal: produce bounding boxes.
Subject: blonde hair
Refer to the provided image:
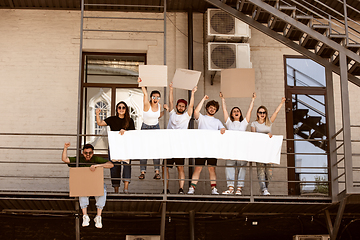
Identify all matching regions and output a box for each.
[256,106,271,126]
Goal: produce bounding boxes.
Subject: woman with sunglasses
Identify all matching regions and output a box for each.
[251,97,286,195]
[137,77,167,180]
[96,101,135,194]
[219,92,256,196]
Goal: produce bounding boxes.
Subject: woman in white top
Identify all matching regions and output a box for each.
[251,97,286,195]
[220,92,256,195]
[138,77,167,180]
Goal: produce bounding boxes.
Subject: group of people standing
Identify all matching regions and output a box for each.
[61,79,285,228]
[97,77,286,196]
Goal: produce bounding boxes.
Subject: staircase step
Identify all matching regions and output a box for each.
[312,24,330,35]
[346,43,360,54]
[310,123,327,138]
[349,62,360,76]
[254,9,273,23]
[279,5,296,16]
[301,36,319,49]
[269,18,288,32]
[304,116,322,125]
[285,27,304,41]
[317,43,336,58]
[293,109,309,123]
[329,34,346,43]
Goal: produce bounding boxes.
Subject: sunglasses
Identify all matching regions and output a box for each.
[152,96,161,100]
[258,111,266,114]
[83,151,93,155]
[118,106,126,110]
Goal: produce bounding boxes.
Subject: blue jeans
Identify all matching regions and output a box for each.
[79,183,107,210]
[140,123,160,172]
[110,161,131,187]
[256,163,273,191]
[225,160,248,188]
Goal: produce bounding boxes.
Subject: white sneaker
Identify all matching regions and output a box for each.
[82,215,90,227]
[94,215,102,228]
[187,187,195,195]
[235,188,242,196]
[262,189,271,196]
[211,187,220,195]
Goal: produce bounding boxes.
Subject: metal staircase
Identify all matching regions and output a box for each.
[205,0,360,86]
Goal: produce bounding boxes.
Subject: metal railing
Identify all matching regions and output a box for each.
[0,132,331,201]
[331,125,360,196]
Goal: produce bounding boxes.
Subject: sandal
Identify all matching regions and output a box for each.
[222,187,234,195]
[235,187,242,196]
[153,173,161,180]
[138,173,145,180]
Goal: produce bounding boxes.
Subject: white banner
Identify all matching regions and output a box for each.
[108,129,283,164]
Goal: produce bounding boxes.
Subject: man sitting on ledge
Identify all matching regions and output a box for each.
[61,142,114,229]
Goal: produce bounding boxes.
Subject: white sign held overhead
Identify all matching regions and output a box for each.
[171,69,201,90]
[139,65,168,87]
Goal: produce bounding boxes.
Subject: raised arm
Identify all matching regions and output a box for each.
[245,93,256,122]
[187,86,198,117]
[270,97,286,123]
[194,95,209,120]
[62,142,71,164]
[219,92,229,122]
[96,109,107,126]
[138,77,150,111]
[168,82,174,112]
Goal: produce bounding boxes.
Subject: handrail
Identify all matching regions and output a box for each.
[287,65,326,87]
[292,96,326,117]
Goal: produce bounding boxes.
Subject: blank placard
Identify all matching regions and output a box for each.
[139,65,168,87]
[171,68,201,90]
[221,68,255,98]
[69,167,104,197]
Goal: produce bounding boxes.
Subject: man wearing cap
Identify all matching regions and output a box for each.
[162,82,197,194]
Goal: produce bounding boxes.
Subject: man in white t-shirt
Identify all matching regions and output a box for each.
[187,95,225,195]
[162,83,197,194]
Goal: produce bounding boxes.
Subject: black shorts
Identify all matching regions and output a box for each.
[163,158,185,168]
[195,158,217,166]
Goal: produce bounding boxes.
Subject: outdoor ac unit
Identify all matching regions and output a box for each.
[207,42,252,71]
[293,235,330,240]
[126,236,160,240]
[207,9,251,41]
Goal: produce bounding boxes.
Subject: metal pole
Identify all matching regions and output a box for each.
[160,202,167,240]
[343,0,349,46]
[76,0,85,167]
[250,162,254,202]
[187,7,195,188]
[325,67,338,202]
[339,51,354,193]
[163,0,167,129]
[75,201,80,240]
[189,210,195,240]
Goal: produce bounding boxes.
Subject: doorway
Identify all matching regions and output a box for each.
[284,56,329,196]
[80,52,146,154]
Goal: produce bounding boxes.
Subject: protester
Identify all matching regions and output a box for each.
[61,142,113,228]
[96,101,135,193]
[162,82,197,194]
[187,95,225,195]
[251,97,286,195]
[220,92,256,195]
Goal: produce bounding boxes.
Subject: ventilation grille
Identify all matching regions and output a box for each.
[210,44,237,70]
[209,10,235,35]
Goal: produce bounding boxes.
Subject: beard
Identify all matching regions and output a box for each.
[177,108,185,114]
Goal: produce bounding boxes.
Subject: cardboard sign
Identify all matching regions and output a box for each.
[171,68,201,90]
[69,167,104,197]
[139,65,168,87]
[221,68,255,98]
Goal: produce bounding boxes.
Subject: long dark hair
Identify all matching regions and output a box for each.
[116,101,131,130]
[230,107,243,122]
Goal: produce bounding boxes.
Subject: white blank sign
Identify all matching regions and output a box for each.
[171,68,201,90]
[139,65,168,87]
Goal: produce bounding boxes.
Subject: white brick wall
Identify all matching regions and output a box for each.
[1,9,359,195]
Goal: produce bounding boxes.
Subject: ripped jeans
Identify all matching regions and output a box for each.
[256,163,273,191]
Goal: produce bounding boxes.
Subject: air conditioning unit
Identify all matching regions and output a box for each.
[206,9,251,41]
[126,236,160,240]
[293,235,330,240]
[207,42,252,71]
